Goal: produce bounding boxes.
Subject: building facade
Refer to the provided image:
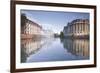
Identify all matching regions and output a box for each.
[63,19,89,38]
[21,17,43,39]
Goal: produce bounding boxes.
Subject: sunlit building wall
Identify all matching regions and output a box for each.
[22,19,42,35]
[21,19,43,39]
[63,19,89,37]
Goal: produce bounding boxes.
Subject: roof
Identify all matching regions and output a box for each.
[67,19,89,26]
[26,19,42,29]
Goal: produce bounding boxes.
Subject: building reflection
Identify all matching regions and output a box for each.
[21,38,43,62]
[60,38,89,58]
[21,37,90,63]
[21,37,55,63]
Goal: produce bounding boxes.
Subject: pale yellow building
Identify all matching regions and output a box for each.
[21,18,42,39]
[63,19,89,38]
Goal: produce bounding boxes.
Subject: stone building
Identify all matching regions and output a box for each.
[22,19,42,35]
[21,14,43,39]
[63,19,89,38]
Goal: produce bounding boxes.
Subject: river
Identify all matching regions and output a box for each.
[21,37,89,63]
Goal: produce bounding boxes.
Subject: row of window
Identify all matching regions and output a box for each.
[22,22,42,34]
[63,19,89,34]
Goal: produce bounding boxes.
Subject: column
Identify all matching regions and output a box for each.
[29,24,30,34]
[81,23,82,33]
[85,23,87,34]
[75,24,76,34]
[72,25,74,34]
[83,23,85,34]
[81,23,83,33]
[77,24,79,34]
[86,24,88,34]
[79,24,81,34]
[76,24,77,34]
[28,23,29,34]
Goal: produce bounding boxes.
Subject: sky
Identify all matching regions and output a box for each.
[21,10,89,34]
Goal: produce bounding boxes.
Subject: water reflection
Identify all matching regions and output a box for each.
[60,38,89,58]
[21,38,42,62]
[21,38,55,62]
[21,37,89,63]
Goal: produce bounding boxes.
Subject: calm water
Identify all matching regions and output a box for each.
[21,37,89,63]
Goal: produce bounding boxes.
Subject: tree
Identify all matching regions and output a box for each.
[21,13,27,28]
[60,31,64,38]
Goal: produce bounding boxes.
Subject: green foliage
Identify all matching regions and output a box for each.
[21,13,27,27]
[60,31,64,38]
